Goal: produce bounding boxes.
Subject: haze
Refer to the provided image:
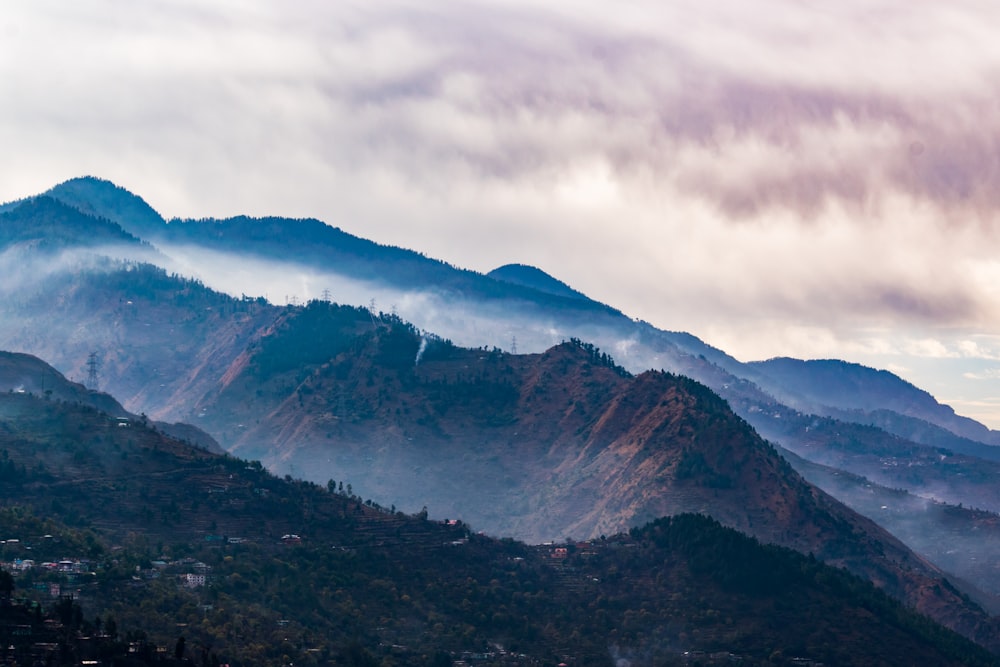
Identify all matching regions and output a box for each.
[3,1,1000,426]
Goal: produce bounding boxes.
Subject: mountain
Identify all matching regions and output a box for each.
[185,307,1000,645]
[0,195,144,252]
[748,357,1000,448]
[780,447,1000,608]
[8,177,1000,648]
[44,175,167,239]
[487,263,593,301]
[744,402,1000,516]
[0,350,222,453]
[0,350,124,415]
[0,255,277,423]
[4,279,1000,651]
[44,177,998,455]
[42,177,622,320]
[1,383,998,666]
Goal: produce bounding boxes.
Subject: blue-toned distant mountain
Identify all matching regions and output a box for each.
[44,178,622,320]
[748,357,1000,448]
[43,175,166,239]
[0,195,144,252]
[487,263,592,301]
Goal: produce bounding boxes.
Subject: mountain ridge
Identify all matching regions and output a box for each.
[487,263,593,301]
[1,357,999,665]
[44,175,166,236]
[182,309,999,644]
[0,350,223,453]
[39,176,1000,450]
[7,177,1000,651]
[748,356,1000,447]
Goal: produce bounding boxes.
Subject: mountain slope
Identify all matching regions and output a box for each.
[0,258,278,423]
[136,212,626,320]
[0,350,222,453]
[42,176,1000,454]
[44,175,167,239]
[8,176,1000,649]
[742,400,1000,516]
[0,195,144,252]
[1,384,998,666]
[0,350,125,415]
[781,446,1000,608]
[748,357,1000,448]
[34,177,1000,432]
[487,263,593,301]
[183,309,999,646]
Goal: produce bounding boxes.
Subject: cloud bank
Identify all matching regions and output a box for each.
[3,0,1000,422]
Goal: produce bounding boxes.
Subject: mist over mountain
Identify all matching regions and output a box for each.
[44,181,999,461]
[8,176,1000,653]
[781,447,1000,607]
[2,353,1000,665]
[46,177,620,320]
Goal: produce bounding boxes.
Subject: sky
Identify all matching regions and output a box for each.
[3,1,1000,426]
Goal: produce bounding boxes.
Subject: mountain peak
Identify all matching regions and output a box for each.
[487,263,591,301]
[45,176,165,237]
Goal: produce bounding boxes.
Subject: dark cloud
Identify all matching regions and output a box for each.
[868,283,977,322]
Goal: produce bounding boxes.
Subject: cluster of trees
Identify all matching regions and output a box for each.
[249,301,373,380]
[566,338,630,378]
[4,498,996,666]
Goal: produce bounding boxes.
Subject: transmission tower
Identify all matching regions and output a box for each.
[510,336,518,355]
[368,298,382,328]
[86,352,100,390]
[321,288,331,302]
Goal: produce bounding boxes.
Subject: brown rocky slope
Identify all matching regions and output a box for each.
[188,308,1000,649]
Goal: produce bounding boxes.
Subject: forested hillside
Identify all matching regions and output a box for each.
[0,387,997,666]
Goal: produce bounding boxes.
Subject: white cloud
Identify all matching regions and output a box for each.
[963,369,1000,381]
[957,340,1000,361]
[4,0,1000,424]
